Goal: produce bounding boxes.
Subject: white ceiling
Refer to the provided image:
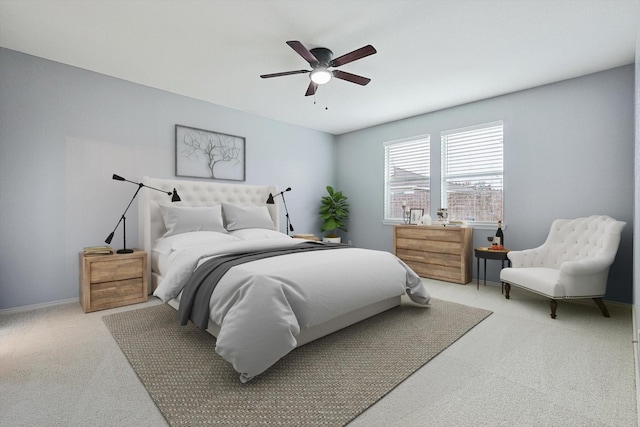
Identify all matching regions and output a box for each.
[0,0,637,135]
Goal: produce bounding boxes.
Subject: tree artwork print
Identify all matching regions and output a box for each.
[175,125,245,181]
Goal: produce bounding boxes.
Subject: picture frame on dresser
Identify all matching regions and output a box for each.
[409,208,424,225]
[175,124,246,181]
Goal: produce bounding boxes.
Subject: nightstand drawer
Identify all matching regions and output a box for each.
[90,258,144,283]
[90,278,145,308]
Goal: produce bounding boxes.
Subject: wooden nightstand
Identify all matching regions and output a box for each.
[79,250,148,313]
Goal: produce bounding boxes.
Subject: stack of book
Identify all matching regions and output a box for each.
[83,245,114,256]
[292,234,320,241]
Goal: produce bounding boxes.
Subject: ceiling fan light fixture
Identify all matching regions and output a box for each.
[261,41,376,96]
[310,68,332,85]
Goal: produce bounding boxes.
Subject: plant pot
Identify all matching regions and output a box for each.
[322,236,341,243]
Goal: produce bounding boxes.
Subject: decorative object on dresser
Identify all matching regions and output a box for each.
[409,208,424,225]
[105,174,181,254]
[401,201,410,223]
[418,213,432,225]
[394,224,473,284]
[175,125,246,181]
[436,208,448,224]
[79,250,148,313]
[266,187,294,235]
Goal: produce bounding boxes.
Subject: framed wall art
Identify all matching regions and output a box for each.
[175,124,246,181]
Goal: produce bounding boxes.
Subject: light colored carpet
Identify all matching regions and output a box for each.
[103,299,491,426]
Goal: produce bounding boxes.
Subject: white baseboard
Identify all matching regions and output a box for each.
[0,298,78,316]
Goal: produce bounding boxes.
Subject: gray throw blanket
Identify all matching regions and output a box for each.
[179,242,348,329]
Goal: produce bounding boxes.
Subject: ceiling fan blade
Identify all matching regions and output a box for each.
[260,70,310,79]
[286,41,319,65]
[332,70,371,86]
[305,81,318,96]
[330,45,377,67]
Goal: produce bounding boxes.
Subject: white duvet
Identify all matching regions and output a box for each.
[153,236,430,382]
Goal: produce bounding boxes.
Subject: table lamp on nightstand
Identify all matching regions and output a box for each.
[266,187,294,235]
[105,174,181,254]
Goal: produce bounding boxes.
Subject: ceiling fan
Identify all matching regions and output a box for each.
[260,41,377,96]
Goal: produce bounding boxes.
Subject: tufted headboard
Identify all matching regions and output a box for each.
[138,177,279,287]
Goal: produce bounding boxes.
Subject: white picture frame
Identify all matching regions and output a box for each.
[409,208,424,225]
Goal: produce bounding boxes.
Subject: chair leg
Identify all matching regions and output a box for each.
[593,298,610,318]
[504,283,511,299]
[549,299,557,319]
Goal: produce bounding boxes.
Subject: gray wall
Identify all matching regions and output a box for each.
[336,65,634,303]
[0,48,335,310]
[1,47,634,310]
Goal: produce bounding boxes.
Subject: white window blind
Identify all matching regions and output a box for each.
[384,135,430,222]
[441,121,503,224]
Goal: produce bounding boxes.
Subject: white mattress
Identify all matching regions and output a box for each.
[151,249,170,277]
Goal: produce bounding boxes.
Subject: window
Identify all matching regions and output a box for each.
[384,135,430,222]
[441,121,503,225]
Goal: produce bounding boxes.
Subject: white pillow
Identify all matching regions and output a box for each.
[222,203,275,231]
[160,205,226,237]
[229,229,291,241]
[154,231,240,255]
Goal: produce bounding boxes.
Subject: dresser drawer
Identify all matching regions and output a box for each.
[395,226,463,243]
[395,238,463,255]
[396,248,461,267]
[405,261,467,283]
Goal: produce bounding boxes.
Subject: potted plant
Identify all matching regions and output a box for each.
[319,185,349,243]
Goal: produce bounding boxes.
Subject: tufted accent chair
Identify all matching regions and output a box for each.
[499,215,625,319]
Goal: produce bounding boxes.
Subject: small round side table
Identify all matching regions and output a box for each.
[474,247,511,292]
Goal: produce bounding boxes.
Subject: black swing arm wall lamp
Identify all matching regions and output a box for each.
[266,187,294,236]
[105,174,181,254]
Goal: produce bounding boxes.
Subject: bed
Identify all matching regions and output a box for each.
[139,177,430,382]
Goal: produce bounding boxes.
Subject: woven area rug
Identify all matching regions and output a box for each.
[103,299,491,426]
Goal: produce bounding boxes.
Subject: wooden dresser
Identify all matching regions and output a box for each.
[393,225,473,284]
[79,250,148,312]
